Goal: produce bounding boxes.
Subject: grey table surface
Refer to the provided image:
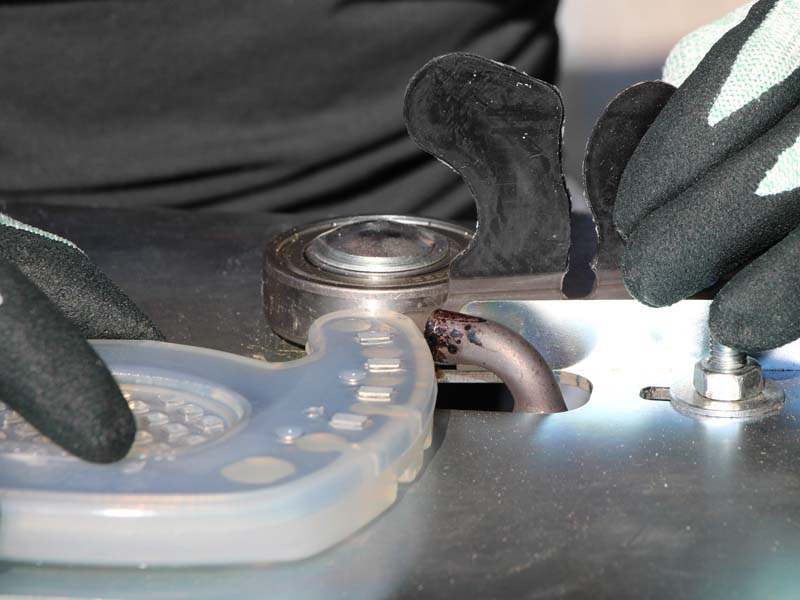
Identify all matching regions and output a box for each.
[2,204,800,600]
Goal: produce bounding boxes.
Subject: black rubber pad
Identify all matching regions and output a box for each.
[0,258,135,463]
[404,53,571,279]
[584,81,676,271]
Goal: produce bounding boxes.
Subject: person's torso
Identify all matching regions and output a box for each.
[0,0,559,218]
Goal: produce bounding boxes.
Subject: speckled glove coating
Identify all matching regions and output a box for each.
[0,215,163,462]
[613,0,800,353]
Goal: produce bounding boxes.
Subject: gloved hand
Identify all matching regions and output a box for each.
[610,0,800,353]
[0,214,163,462]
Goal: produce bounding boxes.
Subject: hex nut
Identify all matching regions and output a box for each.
[693,357,764,401]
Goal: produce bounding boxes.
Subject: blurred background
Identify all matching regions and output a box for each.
[557,0,744,183]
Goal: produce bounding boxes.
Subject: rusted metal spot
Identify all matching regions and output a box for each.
[423,309,566,413]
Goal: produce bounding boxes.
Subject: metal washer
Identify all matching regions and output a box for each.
[670,380,785,420]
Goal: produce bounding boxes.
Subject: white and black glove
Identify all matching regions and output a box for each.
[593,0,800,353]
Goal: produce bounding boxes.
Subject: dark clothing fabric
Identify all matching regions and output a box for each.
[0,1,559,219]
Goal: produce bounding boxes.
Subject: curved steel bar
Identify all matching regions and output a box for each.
[424,309,567,414]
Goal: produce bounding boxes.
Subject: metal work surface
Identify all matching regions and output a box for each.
[3,205,800,599]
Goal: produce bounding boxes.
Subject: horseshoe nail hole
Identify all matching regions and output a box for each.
[221,456,295,485]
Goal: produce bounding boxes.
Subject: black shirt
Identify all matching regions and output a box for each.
[0,1,559,219]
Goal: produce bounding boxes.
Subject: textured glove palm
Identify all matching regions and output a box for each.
[614,0,800,353]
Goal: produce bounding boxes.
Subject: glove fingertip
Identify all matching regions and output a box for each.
[76,392,137,464]
[710,225,800,354]
[709,294,772,355]
[0,258,138,463]
[621,224,684,308]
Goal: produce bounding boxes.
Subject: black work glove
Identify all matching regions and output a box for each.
[0,214,163,462]
[610,0,800,353]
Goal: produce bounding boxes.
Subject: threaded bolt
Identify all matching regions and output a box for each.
[706,340,747,373]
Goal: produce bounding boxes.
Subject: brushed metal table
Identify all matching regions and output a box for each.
[2,204,799,600]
